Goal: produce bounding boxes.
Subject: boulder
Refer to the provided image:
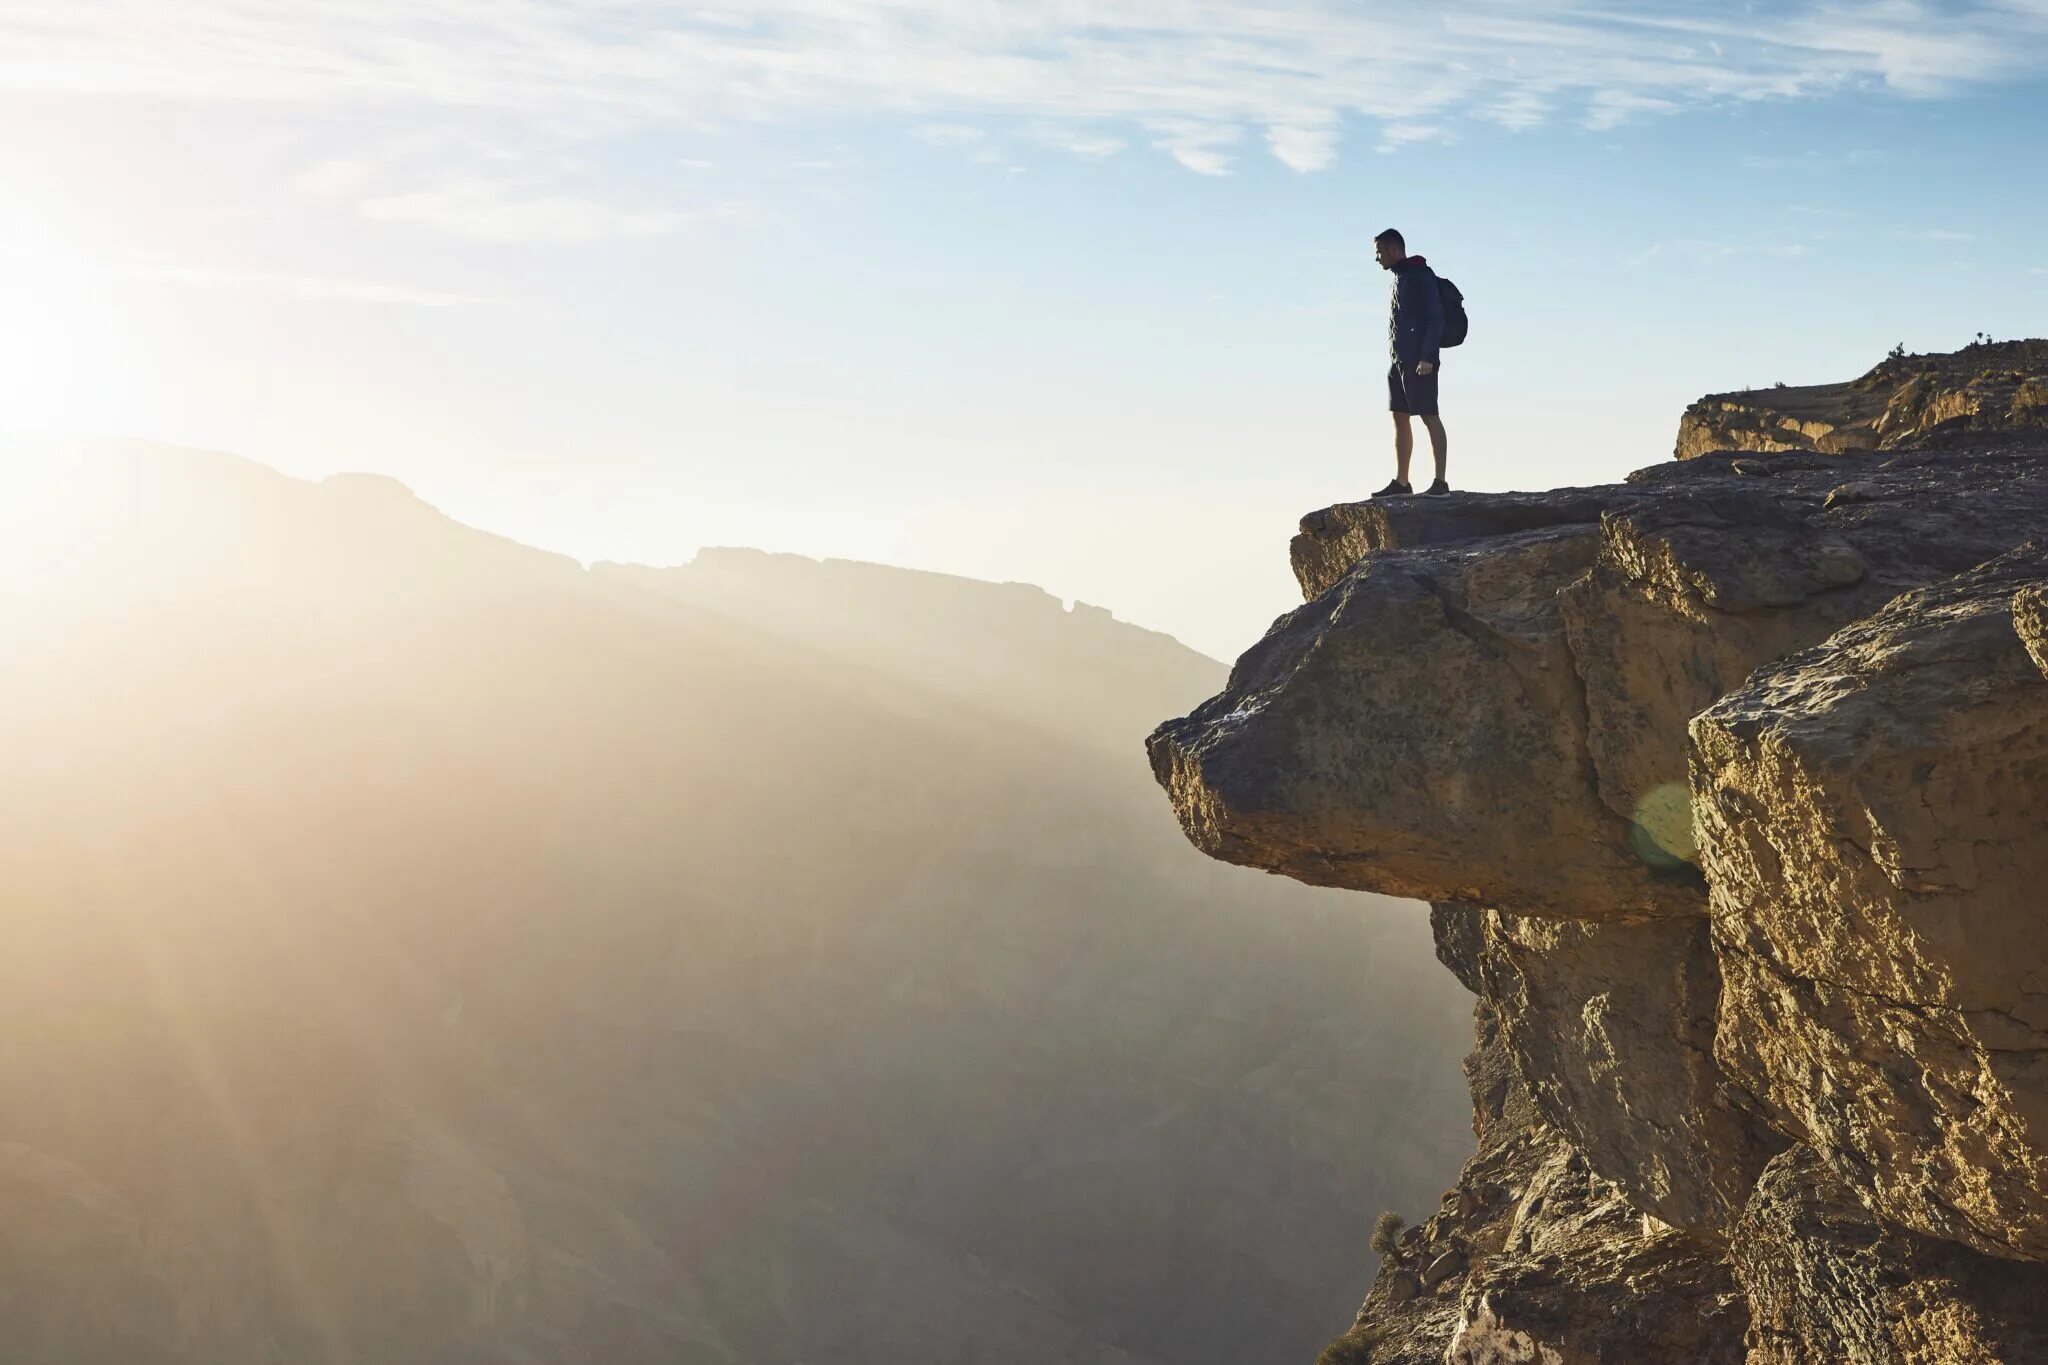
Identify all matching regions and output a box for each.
[1154,447,2048,921]
[1151,520,1698,918]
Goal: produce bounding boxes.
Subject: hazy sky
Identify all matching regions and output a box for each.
[4,2,2047,657]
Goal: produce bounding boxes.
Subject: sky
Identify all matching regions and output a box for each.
[2,1,2047,658]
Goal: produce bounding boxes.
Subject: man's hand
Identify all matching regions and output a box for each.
[1415,360,1435,375]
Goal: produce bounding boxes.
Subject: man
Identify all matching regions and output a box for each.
[1371,228,1450,497]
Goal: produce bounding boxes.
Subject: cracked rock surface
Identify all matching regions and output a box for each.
[1696,541,2048,1260]
[1469,909,1781,1234]
[1152,344,2048,1362]
[1735,1145,2048,1365]
[1674,339,2048,460]
[1154,447,2048,923]
[1317,981,1746,1365]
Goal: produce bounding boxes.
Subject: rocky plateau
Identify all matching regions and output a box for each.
[1150,341,2048,1363]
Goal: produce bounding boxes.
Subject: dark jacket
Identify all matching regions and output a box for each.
[1388,255,1444,367]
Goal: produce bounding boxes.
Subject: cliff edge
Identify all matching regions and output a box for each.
[1150,343,2048,1364]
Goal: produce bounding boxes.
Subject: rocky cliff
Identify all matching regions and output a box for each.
[1674,339,2048,460]
[1150,343,2048,1363]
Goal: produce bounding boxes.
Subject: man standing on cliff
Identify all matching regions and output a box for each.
[1372,228,1450,497]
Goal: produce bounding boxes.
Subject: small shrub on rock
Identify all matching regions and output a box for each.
[1317,1330,1376,1365]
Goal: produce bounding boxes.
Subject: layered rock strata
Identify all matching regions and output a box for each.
[1151,345,2048,1362]
[1674,339,2048,460]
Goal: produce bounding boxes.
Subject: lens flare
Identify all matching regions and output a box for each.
[1630,781,1698,871]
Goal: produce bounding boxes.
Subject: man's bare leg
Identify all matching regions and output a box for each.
[1392,412,1415,486]
[1421,414,1448,484]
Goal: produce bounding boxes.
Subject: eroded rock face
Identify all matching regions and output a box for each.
[1157,346,2048,1361]
[1153,446,2048,923]
[1319,999,1746,1365]
[1675,339,2048,461]
[1736,1146,2048,1365]
[1472,910,1780,1233]
[1696,542,2048,1259]
[1150,523,1700,917]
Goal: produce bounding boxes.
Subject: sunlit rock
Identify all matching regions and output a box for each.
[1696,541,2048,1259]
[1152,345,2048,1360]
[1735,1145,2048,1364]
[1471,910,1781,1233]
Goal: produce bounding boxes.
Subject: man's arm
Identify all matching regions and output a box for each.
[1416,271,1444,372]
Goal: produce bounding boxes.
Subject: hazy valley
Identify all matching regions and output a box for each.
[0,443,1475,1364]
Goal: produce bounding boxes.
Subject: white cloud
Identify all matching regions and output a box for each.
[1374,122,1452,155]
[130,262,488,307]
[1267,123,1339,173]
[1480,89,1550,131]
[1028,125,1126,159]
[0,238,488,307]
[296,159,376,199]
[1771,8,2025,95]
[359,184,694,243]
[912,123,985,148]
[3,1,2046,178]
[1147,119,1240,177]
[1585,90,1681,131]
[914,122,1010,165]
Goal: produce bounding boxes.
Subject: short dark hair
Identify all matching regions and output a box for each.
[1374,228,1405,251]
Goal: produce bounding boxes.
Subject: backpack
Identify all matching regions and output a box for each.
[1436,276,1468,348]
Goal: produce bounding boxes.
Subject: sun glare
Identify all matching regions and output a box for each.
[0,237,118,439]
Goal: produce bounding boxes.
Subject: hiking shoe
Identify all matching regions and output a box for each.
[1371,479,1413,498]
[1423,478,1451,496]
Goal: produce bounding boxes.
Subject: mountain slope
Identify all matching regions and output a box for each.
[0,440,1475,1364]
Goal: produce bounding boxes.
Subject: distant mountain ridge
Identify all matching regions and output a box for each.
[0,440,1475,1365]
[598,547,1220,758]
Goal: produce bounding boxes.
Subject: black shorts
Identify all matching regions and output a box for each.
[1388,360,1440,417]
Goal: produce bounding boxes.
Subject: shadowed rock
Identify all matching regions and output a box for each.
[1470,910,1782,1234]
[1319,999,1746,1365]
[1150,522,1692,917]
